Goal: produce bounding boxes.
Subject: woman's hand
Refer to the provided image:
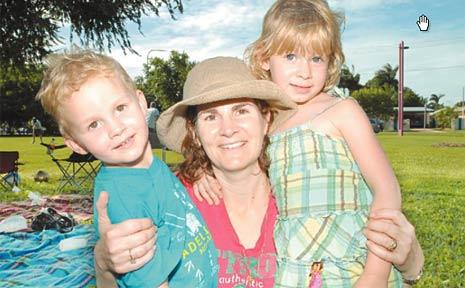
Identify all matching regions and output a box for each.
[364,209,424,279]
[193,173,222,205]
[94,192,157,275]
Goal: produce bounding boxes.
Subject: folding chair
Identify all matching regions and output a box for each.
[41,143,101,193]
[0,151,20,190]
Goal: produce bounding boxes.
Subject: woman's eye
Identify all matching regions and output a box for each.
[237,108,249,115]
[116,104,126,112]
[286,54,297,61]
[203,114,216,121]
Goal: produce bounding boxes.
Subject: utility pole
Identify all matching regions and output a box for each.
[462,86,465,121]
[398,41,409,136]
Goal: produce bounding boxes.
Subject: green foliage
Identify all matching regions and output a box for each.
[0,0,184,67]
[351,86,395,119]
[433,107,459,128]
[402,87,427,107]
[138,51,195,110]
[365,63,398,89]
[0,64,55,129]
[428,93,445,110]
[338,64,362,93]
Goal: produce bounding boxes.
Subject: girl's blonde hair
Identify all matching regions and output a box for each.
[245,0,345,91]
[35,49,136,135]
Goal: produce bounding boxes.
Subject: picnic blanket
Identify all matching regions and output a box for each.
[0,194,93,231]
[0,195,96,287]
[0,225,96,287]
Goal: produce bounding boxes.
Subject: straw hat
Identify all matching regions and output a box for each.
[156,56,297,153]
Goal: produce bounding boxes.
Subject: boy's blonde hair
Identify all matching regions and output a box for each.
[36,49,136,135]
[245,0,345,91]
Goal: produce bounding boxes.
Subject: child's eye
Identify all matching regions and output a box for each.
[116,104,126,112]
[311,56,323,63]
[89,121,99,130]
[286,54,297,61]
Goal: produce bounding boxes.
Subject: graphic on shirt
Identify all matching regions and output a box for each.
[186,212,202,236]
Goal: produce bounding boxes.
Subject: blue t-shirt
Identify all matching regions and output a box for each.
[93,156,218,288]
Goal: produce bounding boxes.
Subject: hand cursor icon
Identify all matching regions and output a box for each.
[416,14,429,31]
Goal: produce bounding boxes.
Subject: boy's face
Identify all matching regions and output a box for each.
[262,52,328,105]
[62,75,152,168]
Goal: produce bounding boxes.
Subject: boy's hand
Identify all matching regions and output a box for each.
[193,174,223,205]
[95,192,157,274]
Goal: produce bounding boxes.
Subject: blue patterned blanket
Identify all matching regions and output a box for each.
[0,225,96,287]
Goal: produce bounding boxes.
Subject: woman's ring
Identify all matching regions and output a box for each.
[387,240,397,251]
[129,248,136,264]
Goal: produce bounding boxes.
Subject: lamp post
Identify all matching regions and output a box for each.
[145,48,169,161]
[146,49,169,67]
[398,41,409,136]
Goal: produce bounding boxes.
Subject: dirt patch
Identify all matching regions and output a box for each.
[432,142,465,148]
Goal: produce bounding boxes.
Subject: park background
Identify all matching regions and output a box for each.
[1,0,464,287]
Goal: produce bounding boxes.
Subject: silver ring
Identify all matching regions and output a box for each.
[129,248,136,264]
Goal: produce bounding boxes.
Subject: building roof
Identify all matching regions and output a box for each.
[394,107,434,112]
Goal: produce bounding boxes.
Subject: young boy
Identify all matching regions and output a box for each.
[36,50,218,288]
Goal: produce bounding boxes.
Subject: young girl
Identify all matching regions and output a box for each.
[197,0,403,287]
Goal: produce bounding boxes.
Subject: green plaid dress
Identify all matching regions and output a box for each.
[268,112,403,287]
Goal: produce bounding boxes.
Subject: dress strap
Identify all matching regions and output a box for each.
[309,94,354,123]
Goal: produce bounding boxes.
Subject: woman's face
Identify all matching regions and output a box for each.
[195,98,270,174]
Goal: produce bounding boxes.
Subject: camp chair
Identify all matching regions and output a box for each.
[0,151,20,190]
[41,143,100,193]
[53,152,101,193]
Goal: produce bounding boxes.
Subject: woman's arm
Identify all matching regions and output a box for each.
[94,192,157,286]
[364,209,424,284]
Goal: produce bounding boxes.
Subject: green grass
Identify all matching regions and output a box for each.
[1,132,464,287]
[377,131,465,287]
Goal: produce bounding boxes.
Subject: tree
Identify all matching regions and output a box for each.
[0,64,58,131]
[0,0,183,68]
[351,87,395,120]
[137,51,195,111]
[428,93,445,110]
[433,107,458,129]
[365,63,398,90]
[338,65,362,94]
[402,87,427,107]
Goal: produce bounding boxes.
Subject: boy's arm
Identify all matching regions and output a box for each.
[94,176,180,287]
[334,99,401,286]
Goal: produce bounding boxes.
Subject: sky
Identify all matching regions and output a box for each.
[59,0,465,106]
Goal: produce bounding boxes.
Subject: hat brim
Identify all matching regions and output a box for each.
[157,80,296,153]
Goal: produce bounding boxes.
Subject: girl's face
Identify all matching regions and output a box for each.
[195,99,269,175]
[262,52,329,105]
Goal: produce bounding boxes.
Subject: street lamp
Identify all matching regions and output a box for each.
[145,48,169,161]
[146,49,169,67]
[398,41,409,136]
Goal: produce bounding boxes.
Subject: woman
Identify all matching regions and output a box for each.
[94,57,423,287]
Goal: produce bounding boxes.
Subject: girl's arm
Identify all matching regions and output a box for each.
[193,173,223,205]
[333,99,401,287]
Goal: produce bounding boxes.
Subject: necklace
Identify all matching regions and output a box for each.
[237,187,272,287]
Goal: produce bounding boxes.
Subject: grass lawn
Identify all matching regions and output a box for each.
[1,131,464,287]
